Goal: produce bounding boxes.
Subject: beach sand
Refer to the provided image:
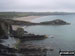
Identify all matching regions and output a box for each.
[12,16,42,30]
[13,16,41,22]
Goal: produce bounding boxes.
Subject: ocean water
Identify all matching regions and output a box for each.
[24,14,75,56]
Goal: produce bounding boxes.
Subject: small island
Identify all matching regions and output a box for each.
[39,19,70,25]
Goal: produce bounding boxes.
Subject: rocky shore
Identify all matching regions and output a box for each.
[17,43,48,56]
[0,18,48,56]
[12,28,48,41]
[0,44,17,56]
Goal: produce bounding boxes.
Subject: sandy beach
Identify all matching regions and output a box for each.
[12,16,42,30]
[13,16,41,22]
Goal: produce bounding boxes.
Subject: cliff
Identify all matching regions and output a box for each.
[0,18,35,39]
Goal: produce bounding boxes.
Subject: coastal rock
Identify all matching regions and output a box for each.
[14,28,25,38]
[0,23,5,37]
[0,44,17,56]
[18,44,47,56]
[0,22,9,39]
[0,18,14,39]
[18,34,48,41]
[0,40,4,43]
[13,28,48,40]
[40,19,70,25]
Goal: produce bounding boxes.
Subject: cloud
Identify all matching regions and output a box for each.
[0,0,75,12]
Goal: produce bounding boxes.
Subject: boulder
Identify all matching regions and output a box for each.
[15,28,25,38]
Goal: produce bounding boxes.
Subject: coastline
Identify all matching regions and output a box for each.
[12,16,42,30]
[13,16,42,22]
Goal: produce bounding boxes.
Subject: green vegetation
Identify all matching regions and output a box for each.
[0,12,29,19]
[15,39,21,49]
[0,12,74,19]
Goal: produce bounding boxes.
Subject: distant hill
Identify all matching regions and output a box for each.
[0,12,75,19]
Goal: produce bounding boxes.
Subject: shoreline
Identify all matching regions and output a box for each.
[12,16,42,30]
[13,16,42,22]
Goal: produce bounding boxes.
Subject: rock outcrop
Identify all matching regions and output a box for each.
[14,28,25,38]
[0,22,10,39]
[0,18,14,39]
[18,44,47,56]
[40,19,70,25]
[0,44,17,56]
[13,28,48,41]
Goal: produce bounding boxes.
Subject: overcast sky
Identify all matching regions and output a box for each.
[0,0,75,12]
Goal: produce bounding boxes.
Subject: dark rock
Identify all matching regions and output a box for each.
[0,23,9,39]
[15,34,48,41]
[0,40,4,43]
[24,31,28,33]
[0,19,13,39]
[13,27,48,40]
[0,23,6,37]
[0,44,17,56]
[18,44,47,56]
[49,49,54,51]
[14,28,25,38]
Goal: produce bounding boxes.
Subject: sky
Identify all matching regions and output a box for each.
[0,0,75,12]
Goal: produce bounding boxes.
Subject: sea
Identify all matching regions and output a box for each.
[24,14,75,56]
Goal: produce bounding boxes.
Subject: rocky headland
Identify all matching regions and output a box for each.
[39,19,70,25]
